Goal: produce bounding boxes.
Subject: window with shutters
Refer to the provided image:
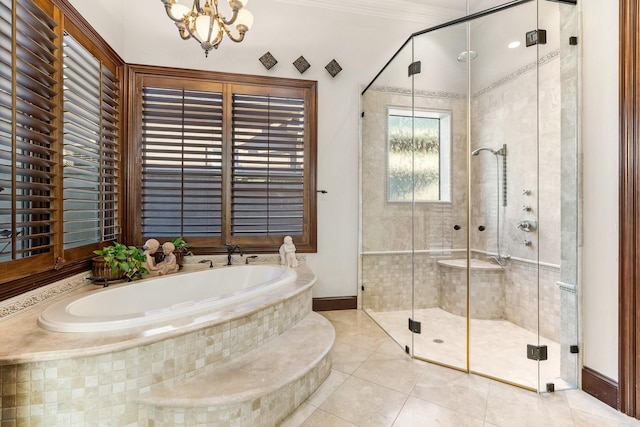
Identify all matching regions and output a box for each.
[129,68,317,253]
[63,33,120,250]
[0,0,124,291]
[0,0,58,278]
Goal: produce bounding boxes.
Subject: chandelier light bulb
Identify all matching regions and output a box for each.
[169,3,190,20]
[235,8,253,31]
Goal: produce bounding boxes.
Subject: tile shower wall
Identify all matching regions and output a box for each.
[362,253,561,342]
[361,87,468,255]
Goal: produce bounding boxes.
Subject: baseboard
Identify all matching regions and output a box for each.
[312,296,357,311]
[582,366,618,409]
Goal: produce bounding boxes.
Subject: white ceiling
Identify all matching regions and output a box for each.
[272,0,513,24]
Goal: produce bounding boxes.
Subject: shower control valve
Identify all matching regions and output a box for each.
[522,204,532,212]
[524,239,532,246]
[522,189,532,196]
[517,220,537,232]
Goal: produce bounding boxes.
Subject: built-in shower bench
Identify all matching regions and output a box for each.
[437,258,505,270]
[136,311,334,426]
[437,258,506,319]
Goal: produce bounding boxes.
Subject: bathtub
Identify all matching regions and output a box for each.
[38,264,296,333]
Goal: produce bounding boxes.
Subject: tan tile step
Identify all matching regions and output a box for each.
[137,312,334,426]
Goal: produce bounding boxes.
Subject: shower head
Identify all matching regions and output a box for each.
[457,50,478,62]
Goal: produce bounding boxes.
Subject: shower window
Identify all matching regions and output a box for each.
[387,108,451,202]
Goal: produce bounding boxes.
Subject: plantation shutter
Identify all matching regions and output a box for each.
[141,86,223,238]
[231,93,305,236]
[100,62,120,241]
[63,33,120,249]
[0,0,57,268]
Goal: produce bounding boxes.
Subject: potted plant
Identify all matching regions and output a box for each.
[170,236,192,266]
[92,242,148,282]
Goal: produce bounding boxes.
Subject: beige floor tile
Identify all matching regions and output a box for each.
[570,409,640,427]
[352,354,425,394]
[300,409,359,427]
[330,342,375,374]
[319,376,408,427]
[279,402,317,427]
[411,370,490,419]
[296,311,638,427]
[392,396,484,427]
[564,389,640,424]
[484,383,573,427]
[306,369,349,407]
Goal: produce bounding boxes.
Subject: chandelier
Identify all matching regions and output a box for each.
[161,0,254,57]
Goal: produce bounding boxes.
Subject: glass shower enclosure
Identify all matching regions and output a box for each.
[360,0,579,392]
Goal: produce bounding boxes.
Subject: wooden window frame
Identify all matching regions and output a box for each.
[125,64,317,254]
[0,0,124,297]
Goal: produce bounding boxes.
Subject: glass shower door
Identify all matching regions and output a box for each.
[409,22,470,371]
[360,41,415,355]
[467,1,540,390]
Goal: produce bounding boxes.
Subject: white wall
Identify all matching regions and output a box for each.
[67,0,438,298]
[581,0,619,381]
[68,0,125,55]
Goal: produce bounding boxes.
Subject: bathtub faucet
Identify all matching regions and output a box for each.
[224,243,243,265]
[199,259,214,268]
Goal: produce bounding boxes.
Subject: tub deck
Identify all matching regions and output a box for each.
[0,264,316,364]
[0,264,325,426]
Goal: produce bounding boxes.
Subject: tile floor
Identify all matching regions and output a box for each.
[366,307,565,391]
[280,310,640,427]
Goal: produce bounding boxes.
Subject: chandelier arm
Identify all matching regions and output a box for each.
[177,24,192,40]
[194,0,204,14]
[220,8,239,26]
[223,25,246,43]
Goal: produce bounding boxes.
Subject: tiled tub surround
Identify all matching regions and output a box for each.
[0,263,327,426]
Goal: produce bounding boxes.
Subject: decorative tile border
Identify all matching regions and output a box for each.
[0,272,91,321]
[365,49,561,101]
[473,49,560,98]
[367,85,466,100]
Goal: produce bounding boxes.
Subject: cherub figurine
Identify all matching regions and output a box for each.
[142,239,161,274]
[279,235,298,268]
[156,242,180,275]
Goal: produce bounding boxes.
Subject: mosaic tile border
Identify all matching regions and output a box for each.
[0,271,91,321]
[365,49,560,101]
[473,49,560,97]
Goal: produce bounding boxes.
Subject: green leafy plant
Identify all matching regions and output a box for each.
[93,242,148,281]
[171,237,193,255]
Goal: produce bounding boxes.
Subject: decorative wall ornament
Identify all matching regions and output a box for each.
[293,55,310,74]
[325,59,342,77]
[259,51,278,70]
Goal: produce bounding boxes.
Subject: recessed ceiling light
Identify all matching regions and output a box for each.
[508,41,521,49]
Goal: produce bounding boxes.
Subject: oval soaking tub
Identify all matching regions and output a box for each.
[38,264,296,333]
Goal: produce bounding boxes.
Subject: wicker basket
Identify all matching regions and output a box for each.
[91,257,125,281]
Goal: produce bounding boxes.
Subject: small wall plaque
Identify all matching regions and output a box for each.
[293,56,310,74]
[259,52,278,70]
[325,59,342,77]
